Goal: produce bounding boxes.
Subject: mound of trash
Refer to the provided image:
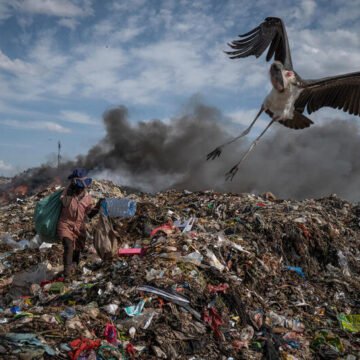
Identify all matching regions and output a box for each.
[0,180,359,359]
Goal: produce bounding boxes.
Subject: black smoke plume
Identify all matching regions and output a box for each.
[3,102,360,201]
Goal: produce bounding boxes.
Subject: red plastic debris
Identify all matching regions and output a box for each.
[207,283,229,294]
[150,223,176,237]
[104,323,117,344]
[297,223,311,239]
[232,339,248,351]
[256,202,266,207]
[118,248,146,256]
[157,298,165,309]
[202,307,224,339]
[68,338,101,360]
[126,343,136,358]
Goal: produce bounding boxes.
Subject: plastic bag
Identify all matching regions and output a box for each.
[338,313,360,333]
[337,250,351,277]
[93,215,118,260]
[34,189,63,240]
[8,263,55,298]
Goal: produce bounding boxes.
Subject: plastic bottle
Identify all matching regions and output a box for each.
[182,251,203,266]
[101,198,137,218]
[267,311,304,333]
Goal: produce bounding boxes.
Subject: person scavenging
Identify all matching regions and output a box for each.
[57,168,101,277]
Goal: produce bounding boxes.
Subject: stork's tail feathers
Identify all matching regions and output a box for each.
[278,111,314,130]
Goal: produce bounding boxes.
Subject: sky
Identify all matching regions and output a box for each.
[0,0,360,176]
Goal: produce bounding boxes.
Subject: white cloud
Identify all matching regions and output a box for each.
[58,17,79,30]
[0,119,71,133]
[0,0,93,29]
[60,110,97,125]
[0,1,359,114]
[0,2,251,105]
[290,28,360,78]
[107,0,147,13]
[0,50,34,75]
[318,1,360,29]
[12,0,93,18]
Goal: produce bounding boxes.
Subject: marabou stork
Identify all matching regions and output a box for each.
[207,17,360,180]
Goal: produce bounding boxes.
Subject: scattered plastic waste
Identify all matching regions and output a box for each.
[0,333,56,356]
[337,250,351,277]
[182,251,203,265]
[205,249,225,272]
[60,307,77,319]
[207,283,229,294]
[125,299,146,317]
[173,217,197,232]
[285,266,305,278]
[338,313,360,333]
[266,311,305,333]
[104,323,117,344]
[118,247,146,256]
[1,179,360,359]
[137,285,189,305]
[103,304,119,315]
[311,330,344,353]
[39,242,54,250]
[68,338,101,360]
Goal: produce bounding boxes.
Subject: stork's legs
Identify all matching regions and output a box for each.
[206,106,264,160]
[226,119,275,181]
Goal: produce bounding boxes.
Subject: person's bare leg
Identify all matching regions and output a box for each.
[63,237,74,277]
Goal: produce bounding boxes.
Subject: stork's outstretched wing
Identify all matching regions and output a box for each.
[295,72,360,116]
[226,17,293,69]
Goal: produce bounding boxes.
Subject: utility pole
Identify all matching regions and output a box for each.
[57,141,61,168]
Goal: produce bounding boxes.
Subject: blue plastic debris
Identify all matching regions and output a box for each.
[285,266,305,278]
[10,306,21,314]
[60,307,76,319]
[124,299,146,317]
[0,333,56,356]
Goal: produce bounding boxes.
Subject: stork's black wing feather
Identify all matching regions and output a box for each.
[226,17,293,69]
[278,111,314,129]
[295,72,360,116]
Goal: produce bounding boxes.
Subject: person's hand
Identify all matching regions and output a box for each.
[96,198,105,208]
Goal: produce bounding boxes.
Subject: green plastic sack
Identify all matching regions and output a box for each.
[338,313,360,333]
[311,330,344,353]
[34,189,63,240]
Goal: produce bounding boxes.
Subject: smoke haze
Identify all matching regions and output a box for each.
[4,102,360,201]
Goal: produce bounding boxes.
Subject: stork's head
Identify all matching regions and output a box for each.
[270,61,296,91]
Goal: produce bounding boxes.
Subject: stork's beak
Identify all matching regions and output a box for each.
[270,64,284,92]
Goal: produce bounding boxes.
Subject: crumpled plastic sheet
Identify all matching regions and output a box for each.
[0,332,56,356]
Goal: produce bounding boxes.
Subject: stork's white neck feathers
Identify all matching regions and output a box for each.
[264,83,303,120]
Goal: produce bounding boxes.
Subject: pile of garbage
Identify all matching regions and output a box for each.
[0,180,359,359]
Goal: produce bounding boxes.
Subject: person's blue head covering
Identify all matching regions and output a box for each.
[68,168,89,180]
[74,177,92,188]
[68,168,92,188]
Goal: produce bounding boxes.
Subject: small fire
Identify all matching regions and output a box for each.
[13,185,28,196]
[0,193,9,205]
